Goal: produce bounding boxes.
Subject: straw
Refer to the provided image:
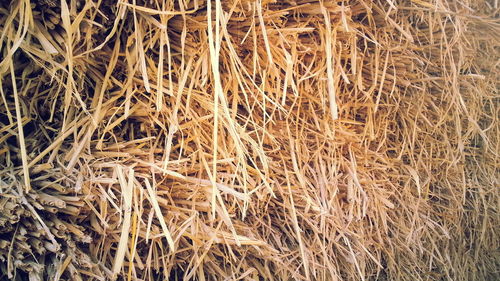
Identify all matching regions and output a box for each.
[0,0,498,280]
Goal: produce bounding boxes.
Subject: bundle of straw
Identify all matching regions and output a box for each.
[0,0,498,280]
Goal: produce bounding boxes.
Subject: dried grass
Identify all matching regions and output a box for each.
[0,0,498,280]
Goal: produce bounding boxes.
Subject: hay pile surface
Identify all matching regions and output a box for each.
[0,0,498,280]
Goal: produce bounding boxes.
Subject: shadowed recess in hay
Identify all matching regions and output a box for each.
[0,0,498,280]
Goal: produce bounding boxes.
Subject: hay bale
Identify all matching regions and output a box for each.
[0,0,498,280]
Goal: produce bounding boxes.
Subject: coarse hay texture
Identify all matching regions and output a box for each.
[0,0,498,280]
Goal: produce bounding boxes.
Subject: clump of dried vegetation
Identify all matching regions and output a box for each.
[0,0,498,280]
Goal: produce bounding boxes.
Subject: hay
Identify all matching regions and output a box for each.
[0,0,498,280]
